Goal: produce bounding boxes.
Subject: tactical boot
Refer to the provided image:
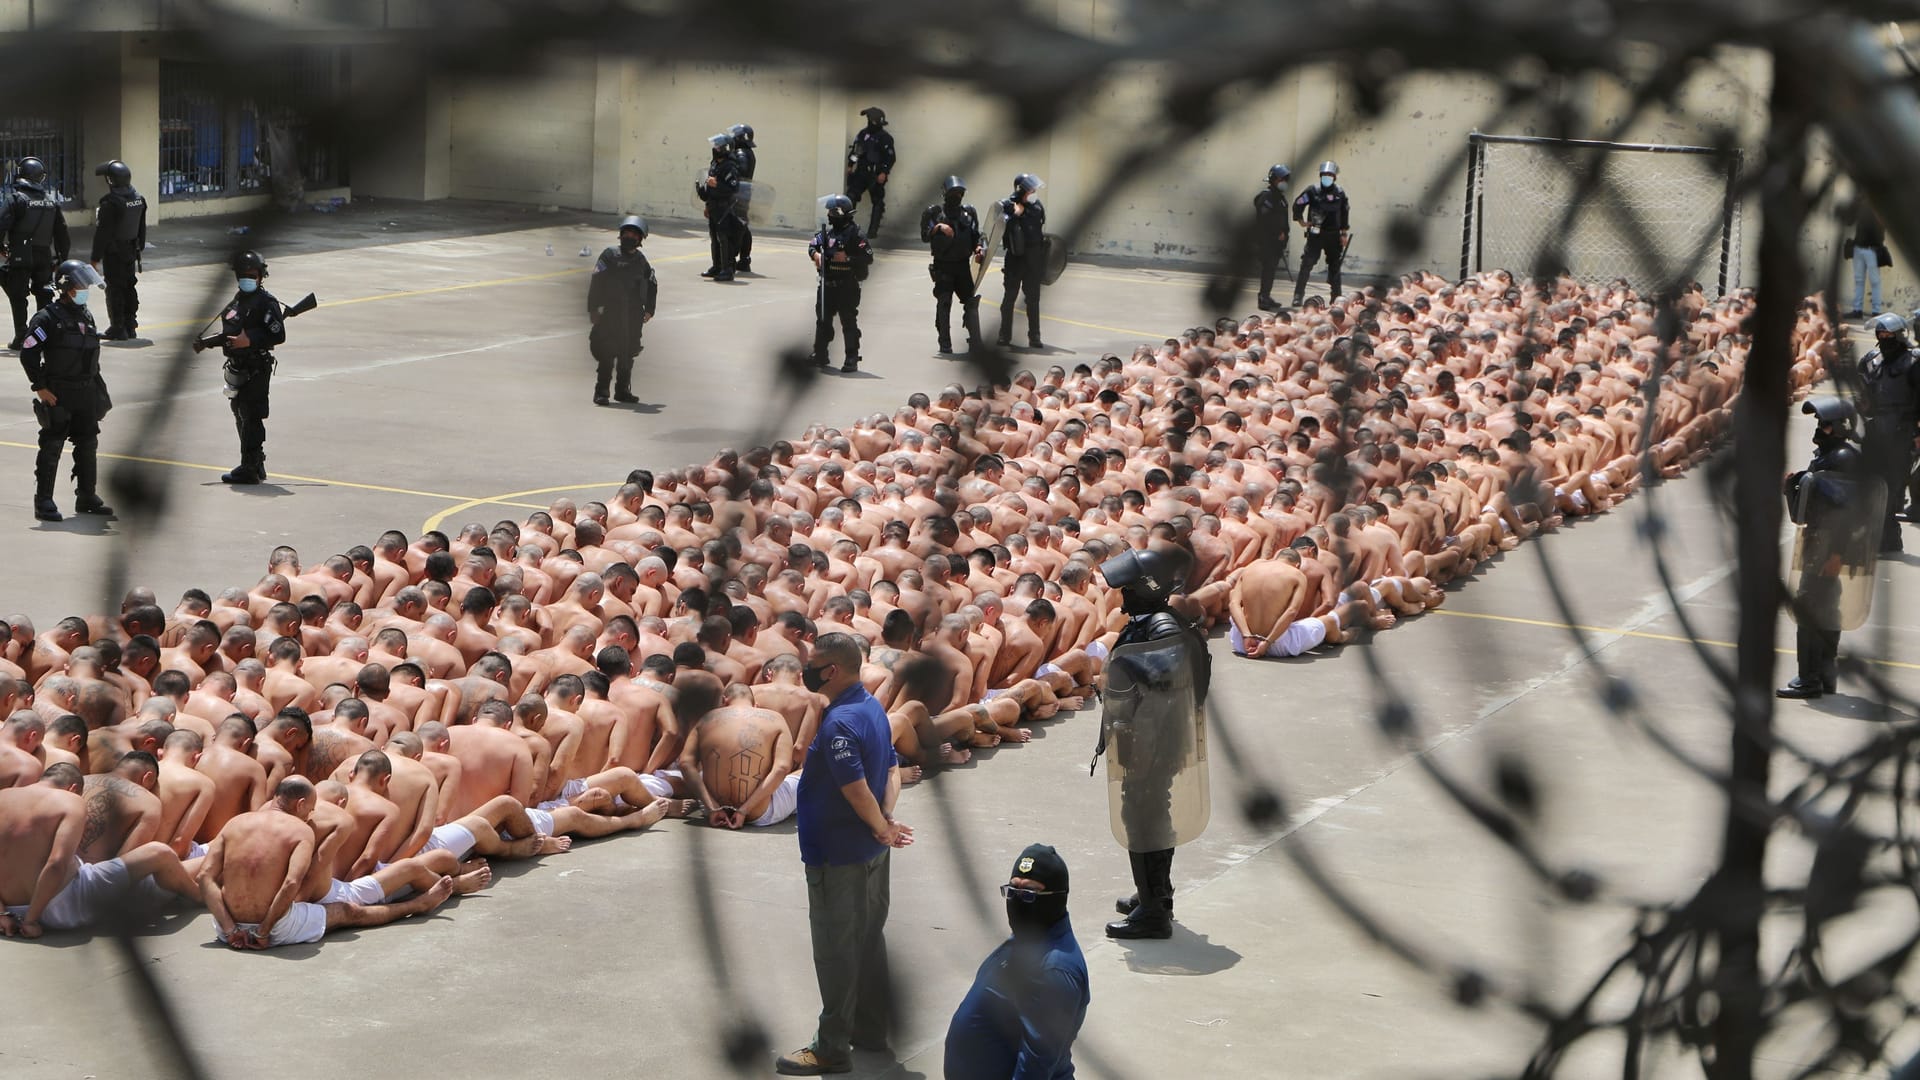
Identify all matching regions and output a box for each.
[841,355,861,374]
[33,496,61,522]
[73,494,113,516]
[1105,850,1173,939]
[1776,678,1824,699]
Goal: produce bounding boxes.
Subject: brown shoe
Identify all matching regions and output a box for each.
[775,1047,851,1075]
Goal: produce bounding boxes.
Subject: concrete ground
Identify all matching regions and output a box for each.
[5,202,1919,1080]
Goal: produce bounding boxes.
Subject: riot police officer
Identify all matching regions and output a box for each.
[587,216,657,406]
[809,194,873,373]
[1779,397,1877,698]
[89,160,146,341]
[1291,160,1350,308]
[845,106,895,239]
[730,124,757,274]
[0,157,70,350]
[696,132,743,283]
[1253,164,1291,311]
[997,173,1047,350]
[19,260,110,521]
[921,175,985,354]
[204,251,287,485]
[1090,542,1211,941]
[1861,312,1920,553]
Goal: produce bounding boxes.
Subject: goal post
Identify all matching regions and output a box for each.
[1459,132,1744,295]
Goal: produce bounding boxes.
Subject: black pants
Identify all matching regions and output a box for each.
[814,278,861,360]
[1257,234,1288,300]
[1293,228,1343,303]
[998,255,1043,343]
[102,251,139,334]
[1795,573,1842,685]
[707,214,741,277]
[32,386,100,501]
[3,249,54,345]
[737,220,753,270]
[1866,419,1916,549]
[229,369,271,475]
[930,264,981,350]
[847,169,886,236]
[590,321,642,398]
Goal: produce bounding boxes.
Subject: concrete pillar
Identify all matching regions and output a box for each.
[815,79,849,221]
[81,34,159,217]
[347,43,449,202]
[591,54,643,215]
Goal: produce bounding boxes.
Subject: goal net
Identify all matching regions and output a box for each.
[1459,133,1743,295]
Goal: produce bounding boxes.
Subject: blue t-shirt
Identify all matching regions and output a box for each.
[797,684,896,867]
[944,916,1090,1080]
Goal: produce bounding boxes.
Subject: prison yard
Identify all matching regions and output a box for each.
[6,5,1920,1080]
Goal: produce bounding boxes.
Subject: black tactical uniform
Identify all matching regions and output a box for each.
[921,176,984,354]
[997,174,1047,349]
[1291,161,1351,307]
[0,158,70,349]
[587,216,658,406]
[730,124,757,273]
[89,160,147,341]
[19,261,111,521]
[1253,164,1291,311]
[1779,398,1873,698]
[810,195,874,373]
[1092,545,1211,941]
[697,133,744,282]
[214,252,287,484]
[845,107,896,239]
[1860,313,1920,552]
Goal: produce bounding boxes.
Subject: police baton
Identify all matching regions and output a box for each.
[1341,232,1354,259]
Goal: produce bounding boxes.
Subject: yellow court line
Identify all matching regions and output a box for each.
[0,440,547,511]
[420,481,627,535]
[1014,307,1166,340]
[1429,607,1920,672]
[140,250,713,332]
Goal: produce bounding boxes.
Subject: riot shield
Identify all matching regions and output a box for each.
[738,180,773,224]
[1786,472,1886,631]
[1041,232,1069,285]
[972,207,1005,295]
[1100,635,1210,851]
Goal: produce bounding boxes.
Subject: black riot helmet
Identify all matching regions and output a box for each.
[942,175,967,202]
[860,106,887,127]
[95,160,133,187]
[729,123,755,149]
[1098,543,1193,607]
[618,215,647,248]
[1802,395,1860,444]
[1267,163,1291,187]
[708,132,733,158]
[1870,311,1910,356]
[1319,160,1340,177]
[17,157,46,185]
[823,193,854,226]
[232,250,268,280]
[53,259,104,294]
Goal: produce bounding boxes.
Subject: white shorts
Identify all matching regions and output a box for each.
[225,902,328,947]
[1036,662,1064,679]
[187,841,208,861]
[537,777,590,812]
[324,875,389,906]
[1085,641,1109,661]
[1229,618,1328,658]
[750,773,801,828]
[982,688,1007,701]
[522,808,555,836]
[423,822,477,861]
[639,768,684,799]
[4,857,130,931]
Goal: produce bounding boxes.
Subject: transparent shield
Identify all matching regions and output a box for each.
[973,210,1004,293]
[1042,232,1069,285]
[1786,474,1886,632]
[1101,637,1211,851]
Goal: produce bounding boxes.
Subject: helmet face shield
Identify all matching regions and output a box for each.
[57,261,105,290]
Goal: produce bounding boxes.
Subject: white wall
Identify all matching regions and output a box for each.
[448,58,597,207]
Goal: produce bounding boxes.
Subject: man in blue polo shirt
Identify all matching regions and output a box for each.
[777,632,914,1076]
[944,843,1090,1079]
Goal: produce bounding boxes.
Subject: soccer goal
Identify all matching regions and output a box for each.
[1458,132,1744,295]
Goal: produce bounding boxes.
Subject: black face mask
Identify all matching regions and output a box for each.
[1006,894,1068,935]
[945,191,964,207]
[619,236,640,253]
[801,664,830,693]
